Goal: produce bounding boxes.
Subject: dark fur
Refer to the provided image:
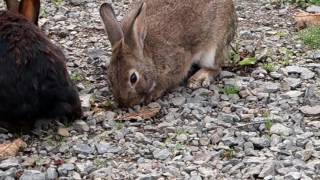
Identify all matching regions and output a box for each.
[0,11,82,131]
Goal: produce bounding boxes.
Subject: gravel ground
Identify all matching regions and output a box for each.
[0,0,320,179]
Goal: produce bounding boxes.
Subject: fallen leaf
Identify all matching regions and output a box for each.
[294,9,320,29]
[0,139,27,160]
[53,159,65,166]
[116,106,161,121]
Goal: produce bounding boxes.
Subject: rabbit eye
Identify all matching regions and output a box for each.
[130,72,138,84]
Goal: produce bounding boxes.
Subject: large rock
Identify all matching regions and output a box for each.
[281,66,315,80]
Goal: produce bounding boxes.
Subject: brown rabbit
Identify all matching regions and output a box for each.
[100,0,237,107]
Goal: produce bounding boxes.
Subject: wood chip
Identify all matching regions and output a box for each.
[294,9,320,29]
[0,139,27,160]
[116,106,161,121]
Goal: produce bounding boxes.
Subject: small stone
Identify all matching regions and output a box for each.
[153,149,171,160]
[282,66,315,80]
[284,78,301,89]
[73,120,90,132]
[220,71,235,79]
[46,167,58,180]
[259,162,274,178]
[297,150,313,161]
[285,172,301,180]
[91,168,112,178]
[0,167,17,178]
[264,82,280,93]
[270,123,292,136]
[20,170,45,180]
[70,0,87,6]
[0,158,19,170]
[252,69,268,79]
[239,89,251,98]
[239,30,256,40]
[198,167,214,177]
[80,94,92,111]
[135,132,147,142]
[95,142,120,154]
[282,91,303,98]
[218,113,240,123]
[57,163,75,176]
[75,161,96,175]
[176,134,188,142]
[73,144,94,154]
[190,175,202,180]
[171,97,186,106]
[57,127,70,137]
[73,171,81,180]
[300,105,320,116]
[199,137,210,146]
[246,96,258,102]
[270,72,283,79]
[249,137,270,148]
[105,111,117,121]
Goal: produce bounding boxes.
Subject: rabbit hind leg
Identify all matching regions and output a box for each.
[188,44,222,89]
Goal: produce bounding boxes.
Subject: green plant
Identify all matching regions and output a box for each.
[70,72,85,82]
[35,158,46,166]
[265,118,273,133]
[224,148,236,159]
[299,26,320,49]
[114,122,124,130]
[239,57,257,67]
[223,86,240,96]
[263,63,276,73]
[94,159,106,168]
[280,47,294,66]
[176,129,188,135]
[53,0,63,7]
[230,42,241,63]
[282,0,320,7]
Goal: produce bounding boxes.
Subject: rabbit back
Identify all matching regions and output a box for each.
[0,11,82,130]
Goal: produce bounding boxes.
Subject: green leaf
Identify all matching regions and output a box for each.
[239,57,257,66]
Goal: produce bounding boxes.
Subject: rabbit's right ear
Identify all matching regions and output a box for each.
[100,3,124,46]
[5,0,20,12]
[19,0,40,25]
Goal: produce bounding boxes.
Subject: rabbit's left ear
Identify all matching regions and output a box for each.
[5,0,20,12]
[124,2,147,57]
[19,0,40,25]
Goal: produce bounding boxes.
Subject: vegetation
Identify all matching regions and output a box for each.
[263,63,276,73]
[299,26,320,49]
[282,0,320,7]
[223,86,240,96]
[239,57,257,67]
[224,148,236,160]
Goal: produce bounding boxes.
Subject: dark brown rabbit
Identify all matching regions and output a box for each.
[0,0,82,132]
[100,0,237,107]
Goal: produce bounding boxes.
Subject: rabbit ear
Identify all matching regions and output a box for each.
[19,0,40,25]
[5,0,20,12]
[100,3,124,47]
[124,2,147,56]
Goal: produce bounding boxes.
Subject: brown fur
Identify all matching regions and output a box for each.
[100,0,237,107]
